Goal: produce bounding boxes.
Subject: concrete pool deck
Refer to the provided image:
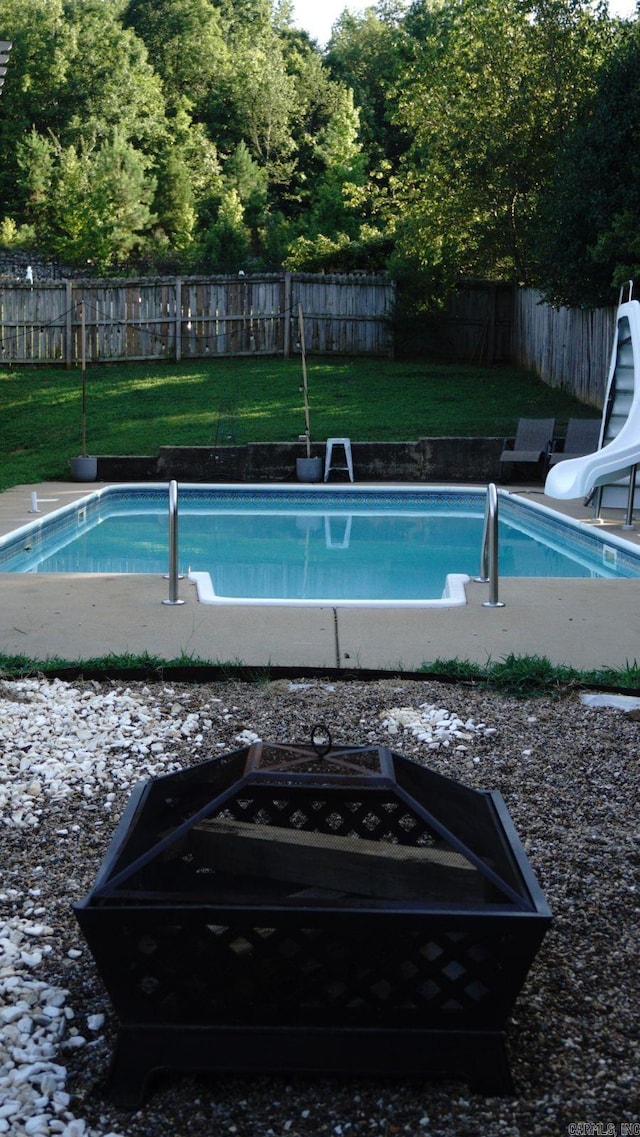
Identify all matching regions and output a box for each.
[0,480,639,672]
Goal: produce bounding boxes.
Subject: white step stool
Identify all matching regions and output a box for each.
[324,437,354,482]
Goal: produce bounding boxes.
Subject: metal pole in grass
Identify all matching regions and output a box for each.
[163,480,185,605]
[476,483,505,608]
[80,301,87,457]
[298,302,311,457]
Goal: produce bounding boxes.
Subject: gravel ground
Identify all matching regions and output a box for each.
[1,674,638,1137]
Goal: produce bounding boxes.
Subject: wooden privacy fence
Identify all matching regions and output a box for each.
[0,272,395,365]
[512,288,616,408]
[0,268,619,407]
[426,280,514,364]
[437,283,616,402]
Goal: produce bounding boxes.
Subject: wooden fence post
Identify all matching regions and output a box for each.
[487,281,497,365]
[283,271,291,358]
[175,276,182,362]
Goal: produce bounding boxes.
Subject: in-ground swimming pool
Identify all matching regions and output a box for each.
[1,484,640,607]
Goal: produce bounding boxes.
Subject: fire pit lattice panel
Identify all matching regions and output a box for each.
[95,916,532,1026]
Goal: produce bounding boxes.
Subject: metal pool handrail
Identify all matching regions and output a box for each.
[163,480,185,606]
[475,483,505,608]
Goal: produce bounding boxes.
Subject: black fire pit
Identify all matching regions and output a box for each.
[74,729,552,1107]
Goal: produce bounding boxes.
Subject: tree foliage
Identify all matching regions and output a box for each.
[0,0,637,307]
[124,0,230,114]
[388,0,613,307]
[18,130,157,271]
[534,18,640,306]
[326,6,408,167]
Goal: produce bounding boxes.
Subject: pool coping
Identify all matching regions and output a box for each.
[4,481,640,583]
[0,480,639,671]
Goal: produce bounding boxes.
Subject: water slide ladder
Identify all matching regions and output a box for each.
[593,294,639,515]
[544,281,640,520]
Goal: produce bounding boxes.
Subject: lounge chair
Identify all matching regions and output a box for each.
[547,418,601,469]
[499,418,555,482]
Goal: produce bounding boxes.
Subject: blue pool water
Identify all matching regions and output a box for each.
[1,484,639,605]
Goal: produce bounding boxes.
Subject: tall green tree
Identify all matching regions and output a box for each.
[224,141,268,229]
[389,0,613,306]
[306,87,366,237]
[534,17,640,306]
[196,187,251,271]
[148,111,222,258]
[49,0,167,150]
[227,30,298,182]
[0,0,69,218]
[18,130,157,271]
[269,37,346,225]
[0,0,167,227]
[124,0,230,114]
[326,5,408,167]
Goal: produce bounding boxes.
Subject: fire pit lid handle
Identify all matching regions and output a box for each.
[311,723,332,757]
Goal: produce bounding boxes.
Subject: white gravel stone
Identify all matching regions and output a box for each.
[381,702,492,746]
[0,678,210,1137]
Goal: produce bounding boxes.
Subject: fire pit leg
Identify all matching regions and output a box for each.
[105,1025,514,1109]
[106,1030,159,1110]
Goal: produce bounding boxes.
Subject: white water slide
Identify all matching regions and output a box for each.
[544,285,640,505]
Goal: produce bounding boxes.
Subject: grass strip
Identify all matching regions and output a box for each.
[1,651,638,697]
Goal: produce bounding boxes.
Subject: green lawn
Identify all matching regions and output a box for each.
[0,355,598,491]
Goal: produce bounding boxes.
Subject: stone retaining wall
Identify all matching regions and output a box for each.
[96,438,504,484]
